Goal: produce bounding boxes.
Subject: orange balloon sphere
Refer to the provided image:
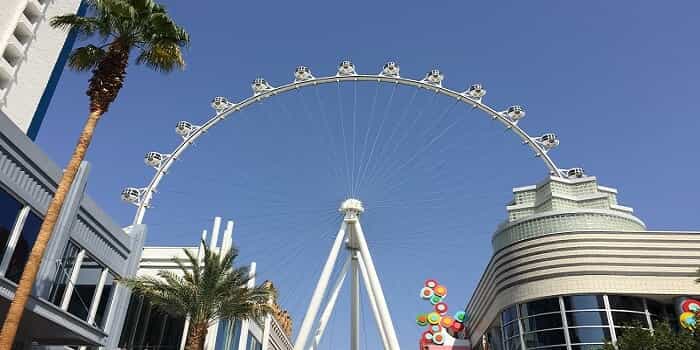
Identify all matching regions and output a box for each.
[434,285,447,297]
[440,316,455,328]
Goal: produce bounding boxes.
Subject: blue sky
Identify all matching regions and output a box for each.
[37,1,700,348]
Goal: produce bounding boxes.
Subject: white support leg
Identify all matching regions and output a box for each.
[294,221,348,350]
[309,256,351,350]
[358,255,390,350]
[351,220,401,349]
[351,251,360,350]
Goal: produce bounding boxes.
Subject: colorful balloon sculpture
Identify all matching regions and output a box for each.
[417,279,469,346]
[679,298,700,331]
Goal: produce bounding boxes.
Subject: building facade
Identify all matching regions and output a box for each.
[465,175,700,350]
[0,104,146,348]
[119,217,294,350]
[1,0,82,138]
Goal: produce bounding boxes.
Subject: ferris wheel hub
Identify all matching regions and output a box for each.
[339,198,364,215]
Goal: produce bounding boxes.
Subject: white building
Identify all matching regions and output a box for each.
[465,176,700,350]
[118,217,294,350]
[1,0,81,138]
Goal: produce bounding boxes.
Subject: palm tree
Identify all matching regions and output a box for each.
[0,0,189,347]
[119,243,276,350]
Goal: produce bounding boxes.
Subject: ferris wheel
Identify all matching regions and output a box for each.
[120,60,585,350]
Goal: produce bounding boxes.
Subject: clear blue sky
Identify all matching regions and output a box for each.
[37,1,700,348]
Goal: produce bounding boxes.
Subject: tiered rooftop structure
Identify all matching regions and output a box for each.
[492,175,646,250]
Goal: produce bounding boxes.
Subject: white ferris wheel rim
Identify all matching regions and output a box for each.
[128,63,577,226]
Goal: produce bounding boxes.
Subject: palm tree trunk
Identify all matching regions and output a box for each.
[0,110,102,349]
[185,322,209,350]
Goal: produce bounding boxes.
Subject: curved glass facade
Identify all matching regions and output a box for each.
[474,294,674,350]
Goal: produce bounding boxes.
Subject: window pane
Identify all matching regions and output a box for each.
[563,295,605,310]
[504,322,519,338]
[566,311,609,326]
[571,346,606,350]
[67,254,103,320]
[94,273,115,328]
[118,295,143,348]
[522,329,566,347]
[216,319,241,350]
[5,211,41,283]
[611,312,648,327]
[0,190,22,266]
[505,338,522,350]
[568,327,611,344]
[608,295,644,311]
[488,318,505,350]
[161,314,186,349]
[502,305,517,324]
[519,298,561,317]
[144,310,168,347]
[48,241,80,305]
[646,299,664,316]
[521,313,563,332]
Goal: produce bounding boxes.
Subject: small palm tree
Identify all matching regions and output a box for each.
[119,243,276,350]
[0,1,188,347]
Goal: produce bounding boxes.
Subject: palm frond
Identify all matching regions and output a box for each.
[134,41,184,72]
[50,14,99,36]
[121,241,274,327]
[67,45,106,71]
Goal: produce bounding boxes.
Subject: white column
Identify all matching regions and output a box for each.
[351,219,400,349]
[210,216,222,251]
[86,268,110,324]
[60,249,86,310]
[197,229,207,264]
[237,262,257,350]
[220,220,235,257]
[179,316,190,350]
[293,221,348,350]
[310,256,351,350]
[358,255,389,350]
[261,314,273,349]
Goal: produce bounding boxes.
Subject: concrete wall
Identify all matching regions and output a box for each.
[0,0,81,134]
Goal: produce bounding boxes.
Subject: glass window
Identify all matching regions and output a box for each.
[611,312,648,327]
[519,297,561,317]
[566,311,609,326]
[571,346,606,350]
[48,241,81,305]
[504,322,520,338]
[5,211,41,283]
[160,314,185,349]
[93,273,115,328]
[646,299,664,316]
[487,318,504,350]
[568,327,611,344]
[502,305,518,324]
[246,332,262,350]
[505,338,522,350]
[143,310,168,346]
[216,319,241,350]
[67,254,103,320]
[522,329,566,347]
[608,295,644,311]
[0,190,22,266]
[119,295,144,348]
[563,295,605,310]
[521,313,563,332]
